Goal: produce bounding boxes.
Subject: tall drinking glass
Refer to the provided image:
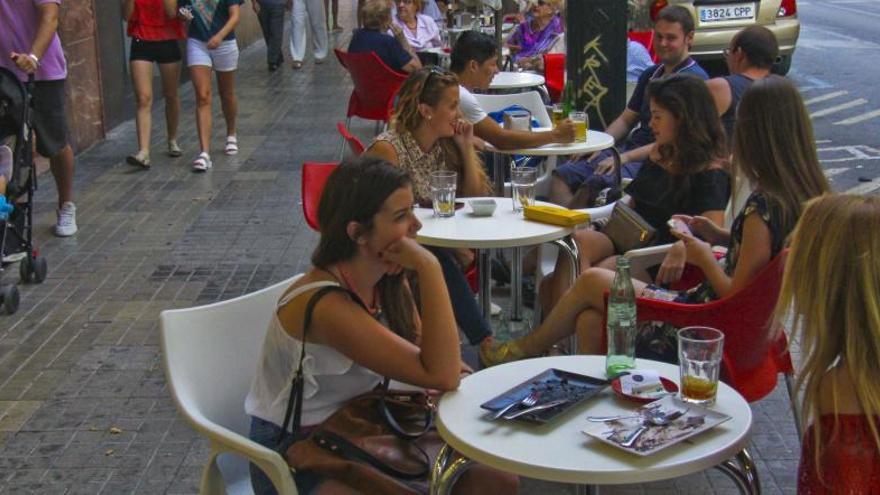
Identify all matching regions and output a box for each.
[677,326,725,406]
[570,111,588,143]
[430,170,457,217]
[510,167,537,212]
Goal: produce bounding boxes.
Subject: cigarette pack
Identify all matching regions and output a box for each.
[523,205,590,227]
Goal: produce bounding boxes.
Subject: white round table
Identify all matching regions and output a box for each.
[430,356,757,494]
[489,71,546,91]
[486,128,616,157]
[415,198,579,321]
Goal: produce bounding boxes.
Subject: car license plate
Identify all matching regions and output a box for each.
[698,3,756,23]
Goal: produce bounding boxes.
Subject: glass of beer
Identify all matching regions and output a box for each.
[430,170,457,217]
[677,326,724,405]
[570,111,588,142]
[510,166,537,213]
[551,104,565,128]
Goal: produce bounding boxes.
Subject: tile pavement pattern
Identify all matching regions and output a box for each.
[0,6,800,494]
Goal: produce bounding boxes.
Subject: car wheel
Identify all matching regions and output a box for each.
[772,54,792,76]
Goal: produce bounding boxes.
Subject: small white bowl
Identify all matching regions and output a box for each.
[469,199,497,216]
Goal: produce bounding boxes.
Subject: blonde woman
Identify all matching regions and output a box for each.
[365,67,494,347]
[774,194,880,493]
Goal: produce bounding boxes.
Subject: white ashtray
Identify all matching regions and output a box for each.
[469,199,497,217]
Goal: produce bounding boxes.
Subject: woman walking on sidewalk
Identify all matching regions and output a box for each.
[252,0,287,71]
[123,0,186,168]
[164,0,242,172]
[289,0,329,68]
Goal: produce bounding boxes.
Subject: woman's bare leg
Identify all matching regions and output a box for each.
[129,60,154,155]
[216,69,238,138]
[190,65,213,153]
[158,61,182,143]
[540,228,615,315]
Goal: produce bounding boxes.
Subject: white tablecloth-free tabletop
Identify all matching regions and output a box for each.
[414,198,572,250]
[489,71,546,90]
[486,128,616,157]
[435,355,753,486]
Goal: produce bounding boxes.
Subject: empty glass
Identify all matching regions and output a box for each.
[430,170,457,217]
[677,326,725,406]
[510,167,537,212]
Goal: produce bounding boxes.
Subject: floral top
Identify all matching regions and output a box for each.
[507,15,564,62]
[372,129,448,201]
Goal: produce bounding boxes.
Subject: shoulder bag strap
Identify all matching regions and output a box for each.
[276,285,366,447]
[379,377,434,440]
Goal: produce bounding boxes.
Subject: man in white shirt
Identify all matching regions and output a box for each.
[450,31,574,150]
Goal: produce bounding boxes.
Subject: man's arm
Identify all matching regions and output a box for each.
[11,2,59,73]
[605,109,639,144]
[705,77,732,116]
[473,116,575,150]
[123,0,135,21]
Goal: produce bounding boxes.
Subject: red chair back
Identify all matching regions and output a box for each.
[606,250,791,402]
[334,49,407,122]
[627,30,659,63]
[302,162,339,232]
[335,122,366,156]
[543,53,565,103]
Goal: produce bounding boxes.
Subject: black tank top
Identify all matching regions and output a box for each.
[721,74,754,142]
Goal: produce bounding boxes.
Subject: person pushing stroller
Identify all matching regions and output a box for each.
[0,0,77,237]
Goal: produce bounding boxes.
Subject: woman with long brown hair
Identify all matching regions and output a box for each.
[366,67,494,346]
[482,75,831,366]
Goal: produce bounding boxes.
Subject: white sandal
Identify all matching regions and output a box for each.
[192,152,212,172]
[224,135,238,155]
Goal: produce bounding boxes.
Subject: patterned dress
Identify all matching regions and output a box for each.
[372,130,449,202]
[636,192,789,362]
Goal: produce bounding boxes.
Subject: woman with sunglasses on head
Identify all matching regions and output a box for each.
[506,0,564,71]
[245,157,517,494]
[365,67,495,348]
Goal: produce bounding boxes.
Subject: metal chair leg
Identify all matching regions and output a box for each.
[429,444,474,495]
[714,448,761,495]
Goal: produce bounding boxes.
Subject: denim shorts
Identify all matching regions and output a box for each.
[248,416,323,495]
[553,149,643,194]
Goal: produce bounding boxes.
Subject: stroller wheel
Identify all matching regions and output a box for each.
[19,255,47,284]
[33,256,47,283]
[1,285,19,315]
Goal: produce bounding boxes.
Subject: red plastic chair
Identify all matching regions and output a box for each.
[336,122,366,156]
[543,53,565,103]
[627,30,659,63]
[301,162,339,232]
[604,250,794,404]
[334,49,407,125]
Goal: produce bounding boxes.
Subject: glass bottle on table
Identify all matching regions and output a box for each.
[606,257,637,377]
[561,80,575,119]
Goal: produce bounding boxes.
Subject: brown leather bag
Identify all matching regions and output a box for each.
[602,201,656,253]
[277,285,442,495]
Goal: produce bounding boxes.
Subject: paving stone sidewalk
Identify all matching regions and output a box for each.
[0,5,800,494]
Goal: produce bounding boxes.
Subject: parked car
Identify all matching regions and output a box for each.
[628,0,799,75]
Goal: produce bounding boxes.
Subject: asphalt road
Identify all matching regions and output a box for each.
[787,0,880,194]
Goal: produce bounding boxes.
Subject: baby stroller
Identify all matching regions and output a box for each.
[0,67,50,315]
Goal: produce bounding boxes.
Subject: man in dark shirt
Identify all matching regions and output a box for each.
[348,0,420,73]
[550,5,709,207]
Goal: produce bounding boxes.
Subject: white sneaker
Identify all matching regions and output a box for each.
[192,152,212,172]
[55,201,77,237]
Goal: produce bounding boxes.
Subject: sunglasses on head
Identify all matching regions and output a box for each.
[420,66,451,99]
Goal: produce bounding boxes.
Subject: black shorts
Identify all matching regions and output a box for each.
[31,80,70,158]
[129,38,182,64]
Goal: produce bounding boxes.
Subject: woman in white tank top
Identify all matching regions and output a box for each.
[245,157,518,494]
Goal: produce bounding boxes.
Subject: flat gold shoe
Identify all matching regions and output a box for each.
[479,338,528,368]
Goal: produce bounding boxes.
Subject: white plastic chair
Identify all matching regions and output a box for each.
[160,274,305,495]
[473,91,557,196]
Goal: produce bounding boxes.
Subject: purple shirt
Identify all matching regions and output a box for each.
[0,0,67,82]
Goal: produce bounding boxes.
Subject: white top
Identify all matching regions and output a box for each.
[489,71,546,90]
[486,129,616,157]
[459,85,489,125]
[415,197,574,249]
[245,281,382,428]
[390,13,441,52]
[436,355,753,485]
